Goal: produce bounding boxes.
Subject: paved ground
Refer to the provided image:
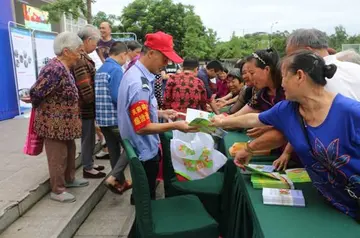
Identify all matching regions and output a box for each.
[0,118,56,218]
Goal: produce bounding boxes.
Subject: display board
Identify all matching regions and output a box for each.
[9,26,37,112]
[33,31,56,76]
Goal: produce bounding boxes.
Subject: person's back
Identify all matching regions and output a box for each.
[164,68,207,113]
[324,54,360,101]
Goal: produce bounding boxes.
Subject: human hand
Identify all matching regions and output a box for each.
[209,115,224,128]
[160,109,178,120]
[246,126,273,138]
[174,121,199,133]
[216,100,227,108]
[273,152,291,171]
[233,149,252,170]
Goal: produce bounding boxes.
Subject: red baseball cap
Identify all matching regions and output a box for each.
[144,31,183,63]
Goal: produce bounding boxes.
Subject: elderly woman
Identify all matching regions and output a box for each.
[30,32,87,203]
[212,50,360,220]
[73,25,106,179]
[227,60,258,115]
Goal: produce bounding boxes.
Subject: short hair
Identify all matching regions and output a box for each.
[109,42,128,56]
[246,48,282,88]
[336,49,360,65]
[283,50,337,86]
[287,28,328,50]
[77,24,101,42]
[126,41,142,51]
[53,32,83,56]
[100,21,112,30]
[234,59,246,71]
[182,58,199,70]
[222,67,229,74]
[206,60,224,72]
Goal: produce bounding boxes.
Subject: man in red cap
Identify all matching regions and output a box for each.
[117,31,197,203]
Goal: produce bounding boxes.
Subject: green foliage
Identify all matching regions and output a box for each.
[41,0,95,23]
[41,0,360,60]
[92,11,123,32]
[121,0,216,58]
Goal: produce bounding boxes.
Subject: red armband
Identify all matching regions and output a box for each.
[130,100,151,132]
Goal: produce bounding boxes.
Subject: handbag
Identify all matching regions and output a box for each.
[23,108,44,156]
[295,103,360,222]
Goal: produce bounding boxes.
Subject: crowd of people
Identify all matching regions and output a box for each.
[27,21,360,221]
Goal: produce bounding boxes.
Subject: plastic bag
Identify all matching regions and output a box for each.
[170,131,227,180]
[23,108,44,156]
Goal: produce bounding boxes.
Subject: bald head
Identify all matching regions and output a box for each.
[99,22,112,40]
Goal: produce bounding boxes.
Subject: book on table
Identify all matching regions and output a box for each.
[185,108,227,138]
[251,173,294,189]
[262,188,306,207]
[285,168,311,183]
[245,164,294,189]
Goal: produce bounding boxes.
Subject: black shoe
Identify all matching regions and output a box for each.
[83,170,106,179]
[95,154,110,160]
[94,165,105,171]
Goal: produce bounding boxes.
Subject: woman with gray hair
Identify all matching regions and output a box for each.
[30,32,88,203]
[72,24,107,179]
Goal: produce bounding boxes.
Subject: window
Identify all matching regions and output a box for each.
[64,15,87,33]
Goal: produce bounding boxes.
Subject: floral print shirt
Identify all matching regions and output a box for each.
[30,58,81,140]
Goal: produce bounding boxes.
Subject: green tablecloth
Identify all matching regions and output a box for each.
[241,173,360,238]
[219,131,279,162]
[221,132,360,238]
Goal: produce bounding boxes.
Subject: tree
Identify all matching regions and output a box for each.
[328,25,348,51]
[41,0,95,23]
[182,10,209,59]
[92,11,118,28]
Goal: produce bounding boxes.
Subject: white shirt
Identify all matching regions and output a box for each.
[324,55,360,101]
[88,51,103,70]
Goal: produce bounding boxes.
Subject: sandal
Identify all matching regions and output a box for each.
[104,182,123,195]
[120,180,133,193]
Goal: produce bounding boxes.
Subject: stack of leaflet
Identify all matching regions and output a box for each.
[185,108,228,138]
[262,188,306,207]
[245,164,294,189]
[285,168,311,183]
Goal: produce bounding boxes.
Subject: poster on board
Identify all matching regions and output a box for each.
[22,4,51,32]
[10,26,37,111]
[33,31,56,75]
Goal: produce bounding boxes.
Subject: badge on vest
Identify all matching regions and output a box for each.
[141,77,150,90]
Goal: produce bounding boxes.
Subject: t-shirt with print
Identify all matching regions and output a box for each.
[164,62,180,74]
[97,38,115,60]
[248,87,285,112]
[163,72,207,113]
[259,94,360,219]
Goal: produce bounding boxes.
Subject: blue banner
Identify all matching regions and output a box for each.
[0,0,19,120]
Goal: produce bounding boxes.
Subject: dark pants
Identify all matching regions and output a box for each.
[81,119,95,170]
[142,154,160,200]
[100,126,128,184]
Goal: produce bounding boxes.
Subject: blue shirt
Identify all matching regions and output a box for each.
[118,60,159,161]
[95,58,123,127]
[259,94,360,219]
[197,68,212,99]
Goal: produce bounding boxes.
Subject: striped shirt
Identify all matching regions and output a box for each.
[72,52,96,119]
